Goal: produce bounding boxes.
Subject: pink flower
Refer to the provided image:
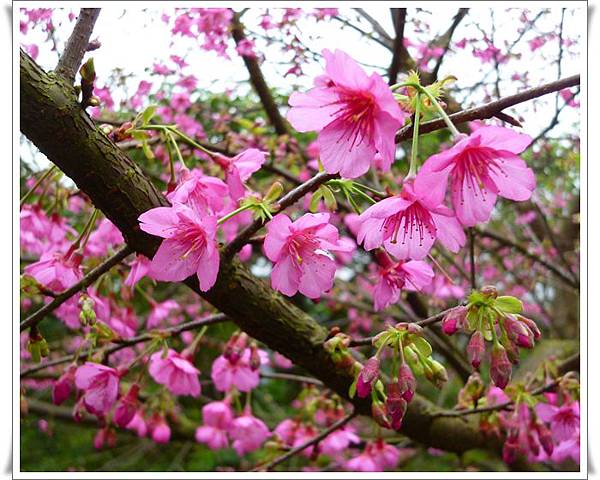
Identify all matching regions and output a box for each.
[235,38,257,58]
[52,365,76,405]
[536,401,580,443]
[357,177,466,260]
[85,219,124,257]
[211,348,266,392]
[138,202,220,291]
[264,213,352,298]
[372,252,434,311]
[150,415,171,444]
[148,349,201,397]
[320,425,360,455]
[229,413,270,455]
[74,362,120,416]
[124,255,151,287]
[287,49,407,178]
[167,169,229,214]
[24,249,83,292]
[126,411,147,437]
[213,149,267,200]
[147,300,181,329]
[114,384,140,428]
[420,126,535,226]
[195,401,233,450]
[273,352,293,369]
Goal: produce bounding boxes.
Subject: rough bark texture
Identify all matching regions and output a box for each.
[20,50,495,453]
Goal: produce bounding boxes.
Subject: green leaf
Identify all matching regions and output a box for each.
[141,139,154,160]
[495,296,523,314]
[309,189,324,213]
[321,185,337,210]
[141,105,157,125]
[348,375,358,399]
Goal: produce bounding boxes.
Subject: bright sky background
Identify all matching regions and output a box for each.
[19,5,583,170]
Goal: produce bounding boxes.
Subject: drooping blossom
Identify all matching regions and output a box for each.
[52,365,77,405]
[356,356,380,398]
[320,425,360,455]
[147,299,181,329]
[229,412,270,455]
[113,384,140,428]
[124,254,151,287]
[167,169,229,214]
[74,362,120,416]
[536,401,580,443]
[138,202,219,291]
[213,149,267,200]
[126,411,148,437]
[420,126,535,226]
[195,401,233,450]
[24,248,83,292]
[150,415,171,444]
[287,49,407,178]
[357,175,466,260]
[346,440,401,471]
[210,347,268,392]
[264,213,352,298]
[107,306,138,339]
[86,219,124,257]
[372,251,434,311]
[148,349,201,397]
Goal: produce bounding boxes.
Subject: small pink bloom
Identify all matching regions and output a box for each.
[52,365,76,405]
[264,213,352,298]
[214,149,267,200]
[211,348,266,392]
[536,401,580,443]
[235,38,257,58]
[356,356,380,398]
[124,255,151,287]
[372,252,434,311]
[74,362,120,416]
[229,413,270,455]
[466,331,485,369]
[148,349,201,397]
[195,401,233,450]
[420,126,535,226]
[490,344,512,389]
[167,169,229,214]
[86,219,124,257]
[114,384,140,428]
[138,202,220,291]
[147,300,181,329]
[273,352,293,369]
[150,416,171,444]
[24,249,83,292]
[287,49,407,178]
[126,411,147,437]
[357,176,466,260]
[320,425,360,455]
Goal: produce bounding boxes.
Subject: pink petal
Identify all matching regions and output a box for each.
[475,126,532,154]
[264,214,292,261]
[138,207,178,238]
[298,253,337,298]
[287,88,341,132]
[430,213,466,253]
[149,238,201,282]
[488,153,536,202]
[271,254,300,297]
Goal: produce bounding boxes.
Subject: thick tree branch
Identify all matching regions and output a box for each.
[20,245,133,331]
[20,49,497,454]
[387,8,408,85]
[395,74,580,143]
[54,8,101,84]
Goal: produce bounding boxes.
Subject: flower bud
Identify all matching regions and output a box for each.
[93,427,107,450]
[502,433,519,464]
[249,343,261,371]
[332,350,355,371]
[516,315,541,340]
[527,429,540,457]
[397,363,416,402]
[356,356,380,398]
[52,365,76,405]
[386,382,407,430]
[490,344,512,389]
[441,306,467,335]
[536,422,554,456]
[263,181,284,204]
[371,399,391,429]
[429,360,448,389]
[151,416,171,444]
[467,331,485,369]
[458,372,485,408]
[114,384,140,428]
[480,285,498,298]
[503,314,534,348]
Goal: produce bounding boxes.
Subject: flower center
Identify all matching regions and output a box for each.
[382,202,436,248]
[329,88,376,150]
[453,148,510,203]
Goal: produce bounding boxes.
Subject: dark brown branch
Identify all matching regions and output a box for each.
[395,75,580,143]
[230,12,289,136]
[20,313,229,377]
[430,8,469,81]
[20,245,133,331]
[476,229,578,290]
[54,8,101,84]
[253,412,357,471]
[387,8,408,85]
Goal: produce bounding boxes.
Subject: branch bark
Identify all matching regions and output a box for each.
[54,8,101,84]
[20,49,496,454]
[387,8,408,85]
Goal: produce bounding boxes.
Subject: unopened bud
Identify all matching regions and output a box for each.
[536,422,554,456]
[398,363,416,402]
[263,181,284,204]
[490,344,512,389]
[249,343,261,371]
[371,399,391,429]
[386,382,407,430]
[429,359,448,389]
[480,285,498,298]
[441,306,467,335]
[467,331,485,370]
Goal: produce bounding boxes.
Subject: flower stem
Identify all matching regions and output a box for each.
[20,165,58,209]
[217,204,254,226]
[72,209,98,251]
[419,89,461,138]
[406,92,422,180]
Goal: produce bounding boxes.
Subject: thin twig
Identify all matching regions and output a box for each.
[20,245,133,331]
[252,412,357,471]
[469,228,476,290]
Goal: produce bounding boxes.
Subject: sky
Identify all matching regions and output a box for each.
[18,6,583,171]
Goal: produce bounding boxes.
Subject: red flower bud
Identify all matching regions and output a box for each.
[386,382,407,430]
[398,363,416,402]
[441,306,467,335]
[490,344,512,389]
[356,356,380,398]
[52,365,76,406]
[536,422,554,456]
[113,384,140,428]
[371,400,391,429]
[502,433,519,464]
[467,331,485,369]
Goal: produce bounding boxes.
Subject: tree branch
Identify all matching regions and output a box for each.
[395,75,580,143]
[54,8,101,84]
[430,8,469,81]
[387,8,408,85]
[20,245,133,331]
